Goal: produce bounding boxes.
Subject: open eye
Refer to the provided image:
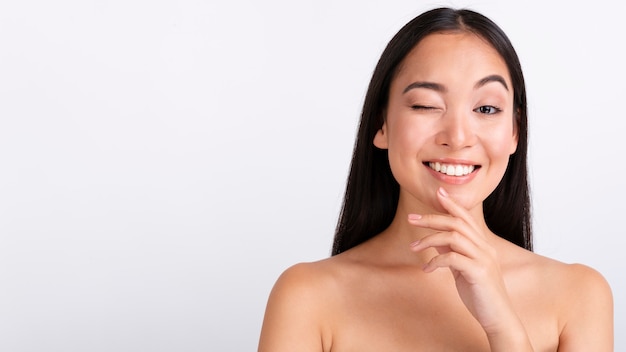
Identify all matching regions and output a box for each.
[474,105,501,115]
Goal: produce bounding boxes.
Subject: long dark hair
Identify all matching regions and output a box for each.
[332,7,532,255]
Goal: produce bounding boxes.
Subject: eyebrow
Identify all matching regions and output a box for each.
[475,74,509,91]
[402,74,509,94]
[402,81,446,94]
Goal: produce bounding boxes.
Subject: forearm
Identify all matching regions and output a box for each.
[486,317,533,352]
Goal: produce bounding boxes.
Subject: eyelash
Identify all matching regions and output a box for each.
[410,105,502,114]
[411,105,436,110]
[474,105,502,115]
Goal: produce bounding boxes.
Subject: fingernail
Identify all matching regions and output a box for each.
[410,240,420,247]
[408,214,422,221]
[438,187,448,197]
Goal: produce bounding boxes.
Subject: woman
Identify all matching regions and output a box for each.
[258,7,613,351]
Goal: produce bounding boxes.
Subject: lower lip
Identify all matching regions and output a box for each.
[424,164,479,185]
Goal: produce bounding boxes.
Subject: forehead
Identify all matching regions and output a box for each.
[393,32,511,89]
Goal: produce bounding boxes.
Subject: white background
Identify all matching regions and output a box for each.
[0,0,623,351]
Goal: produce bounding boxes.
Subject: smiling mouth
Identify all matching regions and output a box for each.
[425,162,480,176]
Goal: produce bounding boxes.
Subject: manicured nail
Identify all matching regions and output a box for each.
[438,187,448,197]
[408,214,422,221]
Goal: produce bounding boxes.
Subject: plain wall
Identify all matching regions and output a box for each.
[0,0,623,350]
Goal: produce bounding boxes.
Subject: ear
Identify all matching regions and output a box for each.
[373,121,389,149]
[509,109,520,155]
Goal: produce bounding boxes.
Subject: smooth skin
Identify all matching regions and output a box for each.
[258,32,613,351]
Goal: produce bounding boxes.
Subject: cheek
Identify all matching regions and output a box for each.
[483,127,517,163]
[387,117,431,152]
[385,120,433,184]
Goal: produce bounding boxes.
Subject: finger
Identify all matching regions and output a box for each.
[423,251,498,289]
[436,187,475,226]
[435,187,487,240]
[422,250,477,276]
[410,231,480,259]
[408,213,476,242]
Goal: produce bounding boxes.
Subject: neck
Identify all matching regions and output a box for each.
[369,192,491,266]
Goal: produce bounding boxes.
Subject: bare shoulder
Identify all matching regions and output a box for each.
[258,257,346,352]
[509,245,612,303]
[545,260,613,350]
[556,261,612,295]
[506,246,613,351]
[269,256,347,302]
[522,251,612,301]
[499,239,610,293]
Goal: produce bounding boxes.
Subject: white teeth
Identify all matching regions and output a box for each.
[428,162,475,176]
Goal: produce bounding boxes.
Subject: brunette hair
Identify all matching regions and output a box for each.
[332,7,532,255]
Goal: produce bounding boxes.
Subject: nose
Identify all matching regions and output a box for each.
[434,110,476,150]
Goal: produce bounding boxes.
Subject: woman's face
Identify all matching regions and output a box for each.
[374,32,518,213]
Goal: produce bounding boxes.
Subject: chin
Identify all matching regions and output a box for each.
[447,192,484,212]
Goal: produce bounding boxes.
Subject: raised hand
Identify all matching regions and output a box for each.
[408,187,532,350]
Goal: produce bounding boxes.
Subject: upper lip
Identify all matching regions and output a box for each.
[423,158,480,166]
